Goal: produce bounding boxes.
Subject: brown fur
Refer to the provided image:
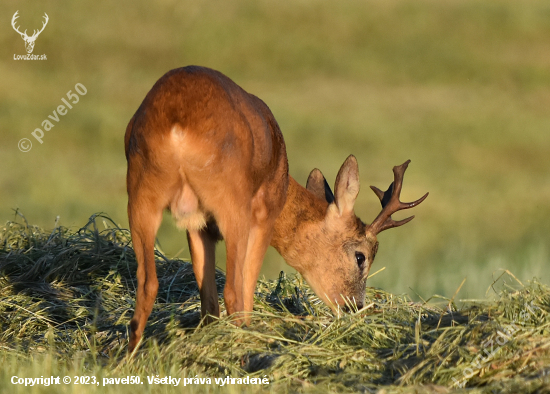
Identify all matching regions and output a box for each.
[124,66,424,352]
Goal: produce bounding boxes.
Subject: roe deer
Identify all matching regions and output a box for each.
[124,66,428,351]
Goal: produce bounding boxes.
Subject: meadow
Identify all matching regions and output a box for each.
[1,0,550,391]
[2,0,550,297]
[0,214,548,393]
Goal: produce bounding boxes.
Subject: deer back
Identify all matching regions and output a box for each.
[125,66,289,234]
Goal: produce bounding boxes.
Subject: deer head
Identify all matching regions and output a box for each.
[273,156,428,311]
[11,11,49,54]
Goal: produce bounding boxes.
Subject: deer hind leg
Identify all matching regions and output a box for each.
[241,223,273,315]
[187,222,221,323]
[222,191,275,324]
[127,196,163,353]
[222,220,250,319]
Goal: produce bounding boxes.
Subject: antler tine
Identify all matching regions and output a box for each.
[11,10,19,24]
[370,184,385,202]
[366,160,428,235]
[32,13,49,38]
[11,11,25,37]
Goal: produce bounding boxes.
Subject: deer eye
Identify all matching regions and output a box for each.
[355,251,366,269]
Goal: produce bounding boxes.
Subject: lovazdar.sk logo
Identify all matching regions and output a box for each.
[12,11,48,60]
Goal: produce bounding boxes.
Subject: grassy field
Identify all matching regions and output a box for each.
[0,214,549,393]
[1,1,550,389]
[1,0,550,299]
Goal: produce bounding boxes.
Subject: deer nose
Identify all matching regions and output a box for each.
[341,301,363,313]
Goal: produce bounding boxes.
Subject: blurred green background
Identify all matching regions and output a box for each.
[1,0,549,300]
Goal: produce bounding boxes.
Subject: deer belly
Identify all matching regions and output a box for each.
[170,183,207,231]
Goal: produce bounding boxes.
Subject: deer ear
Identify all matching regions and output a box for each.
[306,168,335,203]
[333,155,360,216]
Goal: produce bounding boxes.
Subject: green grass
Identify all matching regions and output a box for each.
[0,214,549,393]
[1,0,550,299]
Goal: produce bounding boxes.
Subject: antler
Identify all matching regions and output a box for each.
[366,160,428,235]
[11,11,48,39]
[11,11,27,38]
[31,13,49,39]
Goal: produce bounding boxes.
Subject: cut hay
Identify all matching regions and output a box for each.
[0,213,548,393]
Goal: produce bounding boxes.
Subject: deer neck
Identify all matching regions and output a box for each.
[271,176,328,271]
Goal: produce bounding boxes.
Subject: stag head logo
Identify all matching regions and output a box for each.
[11,11,49,54]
